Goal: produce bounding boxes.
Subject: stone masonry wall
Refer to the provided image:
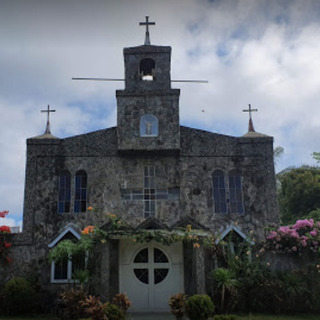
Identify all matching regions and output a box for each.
[2,123,278,299]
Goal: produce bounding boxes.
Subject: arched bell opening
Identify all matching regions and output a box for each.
[140,58,156,81]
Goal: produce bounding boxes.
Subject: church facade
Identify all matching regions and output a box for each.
[2,20,278,312]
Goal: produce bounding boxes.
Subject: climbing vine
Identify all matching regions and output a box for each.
[48,209,221,263]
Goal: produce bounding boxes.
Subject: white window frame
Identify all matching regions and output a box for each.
[215,225,254,245]
[50,257,73,284]
[48,226,87,284]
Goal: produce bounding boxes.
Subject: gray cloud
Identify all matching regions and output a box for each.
[1,0,320,224]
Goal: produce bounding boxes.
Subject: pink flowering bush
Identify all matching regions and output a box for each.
[264,219,320,254]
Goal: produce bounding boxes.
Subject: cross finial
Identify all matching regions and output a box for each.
[243,104,258,132]
[41,104,56,135]
[139,16,156,45]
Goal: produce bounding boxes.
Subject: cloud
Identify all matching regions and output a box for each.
[1,0,320,224]
[0,218,17,228]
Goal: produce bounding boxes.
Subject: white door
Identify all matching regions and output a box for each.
[119,240,184,312]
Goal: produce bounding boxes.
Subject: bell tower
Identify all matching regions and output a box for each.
[116,17,180,154]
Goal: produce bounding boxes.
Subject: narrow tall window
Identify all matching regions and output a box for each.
[229,170,244,214]
[140,114,158,137]
[213,170,227,213]
[58,171,71,213]
[74,170,87,213]
[144,165,155,218]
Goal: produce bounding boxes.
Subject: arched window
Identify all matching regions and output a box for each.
[140,114,158,137]
[213,170,227,214]
[229,170,244,214]
[74,170,87,213]
[140,58,156,81]
[58,171,71,213]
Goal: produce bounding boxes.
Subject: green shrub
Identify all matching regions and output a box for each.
[185,294,215,320]
[2,277,36,314]
[213,315,236,320]
[104,303,124,320]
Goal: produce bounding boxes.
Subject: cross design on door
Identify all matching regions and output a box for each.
[133,246,170,285]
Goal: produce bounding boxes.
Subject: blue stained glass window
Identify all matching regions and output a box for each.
[229,171,244,214]
[74,170,87,213]
[58,171,71,213]
[213,170,227,213]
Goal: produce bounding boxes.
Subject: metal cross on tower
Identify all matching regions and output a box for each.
[139,16,156,45]
[72,17,207,84]
[41,104,56,134]
[243,104,258,132]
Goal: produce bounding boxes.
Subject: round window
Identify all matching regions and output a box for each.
[133,247,169,285]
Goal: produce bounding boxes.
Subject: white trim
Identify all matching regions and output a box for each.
[50,258,73,284]
[48,225,84,284]
[48,225,81,248]
[215,225,254,245]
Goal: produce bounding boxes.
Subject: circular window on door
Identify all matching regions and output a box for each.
[133,247,170,285]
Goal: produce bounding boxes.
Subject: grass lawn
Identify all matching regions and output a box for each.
[1,314,320,320]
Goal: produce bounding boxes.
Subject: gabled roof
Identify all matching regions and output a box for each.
[215,224,254,245]
[172,215,209,231]
[48,224,81,248]
[136,217,169,230]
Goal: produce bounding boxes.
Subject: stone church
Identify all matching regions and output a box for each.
[3,18,278,312]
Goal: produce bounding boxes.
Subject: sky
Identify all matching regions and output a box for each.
[1,0,320,227]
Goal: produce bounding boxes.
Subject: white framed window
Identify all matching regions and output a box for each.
[48,226,87,283]
[51,251,87,283]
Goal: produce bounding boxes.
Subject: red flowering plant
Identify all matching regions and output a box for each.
[0,210,12,263]
[262,218,320,255]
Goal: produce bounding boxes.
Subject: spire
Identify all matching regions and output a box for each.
[248,115,255,132]
[31,105,58,139]
[243,104,258,133]
[139,16,155,45]
[41,105,56,135]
